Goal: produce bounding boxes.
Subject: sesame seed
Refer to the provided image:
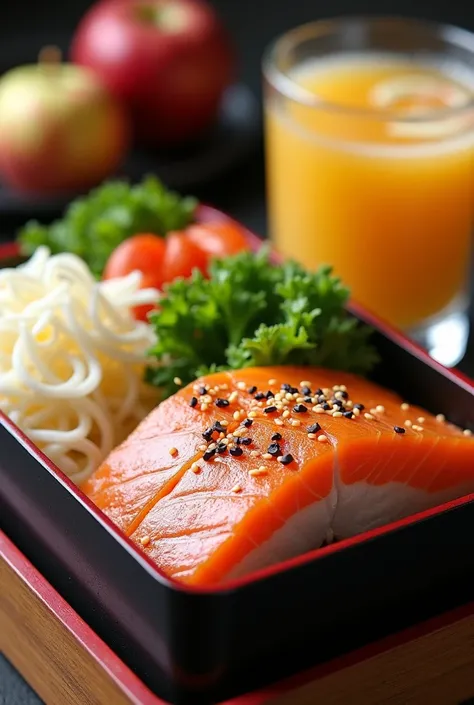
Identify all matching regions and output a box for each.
[191,463,201,474]
[189,396,198,408]
[220,384,229,391]
[248,386,257,394]
[313,407,325,414]
[404,420,412,427]
[300,380,311,388]
[278,454,294,465]
[169,447,178,456]
[296,396,305,403]
[250,450,261,457]
[267,442,281,456]
[231,484,242,494]
[249,468,268,477]
[318,435,328,443]
[282,410,290,419]
[417,417,425,424]
[364,413,374,420]
[274,418,284,426]
[463,429,473,436]
[343,411,353,419]
[207,443,217,451]
[230,446,243,457]
[229,391,239,403]
[237,381,247,390]
[291,419,301,427]
[307,433,317,439]
[268,378,277,385]
[376,405,385,413]
[293,404,308,413]
[215,398,230,408]
[220,438,229,446]
[262,453,273,460]
[201,403,209,411]
[332,411,343,418]
[233,410,241,421]
[412,425,424,432]
[257,401,264,407]
[353,408,360,416]
[173,377,182,386]
[393,426,405,434]
[140,536,150,547]
[370,408,378,415]
[248,411,258,418]
[401,403,410,411]
[353,404,365,411]
[198,443,207,451]
[436,414,446,422]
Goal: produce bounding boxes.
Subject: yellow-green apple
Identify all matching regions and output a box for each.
[71,0,235,147]
[0,53,129,194]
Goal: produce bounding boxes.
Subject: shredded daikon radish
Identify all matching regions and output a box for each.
[0,247,160,485]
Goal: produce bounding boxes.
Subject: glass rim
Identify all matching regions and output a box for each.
[262,15,474,122]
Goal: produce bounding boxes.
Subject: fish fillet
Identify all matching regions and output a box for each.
[82,367,474,586]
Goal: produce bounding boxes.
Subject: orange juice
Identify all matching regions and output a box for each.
[265,54,474,329]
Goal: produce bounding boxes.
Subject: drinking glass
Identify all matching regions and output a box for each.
[263,17,474,366]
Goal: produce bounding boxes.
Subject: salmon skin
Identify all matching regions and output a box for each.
[82,367,474,586]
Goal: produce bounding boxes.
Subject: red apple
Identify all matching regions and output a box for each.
[71,0,235,147]
[0,49,129,194]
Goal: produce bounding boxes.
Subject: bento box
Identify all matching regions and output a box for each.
[1,208,474,705]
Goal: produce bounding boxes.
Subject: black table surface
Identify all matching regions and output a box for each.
[2,0,474,701]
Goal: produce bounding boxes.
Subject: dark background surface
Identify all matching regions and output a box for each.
[1,1,474,703]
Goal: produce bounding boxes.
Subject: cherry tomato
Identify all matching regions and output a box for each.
[185,221,249,258]
[103,233,166,321]
[103,233,167,285]
[163,231,209,281]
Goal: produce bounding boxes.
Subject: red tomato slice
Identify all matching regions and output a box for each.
[103,233,166,322]
[185,221,249,258]
[163,231,209,281]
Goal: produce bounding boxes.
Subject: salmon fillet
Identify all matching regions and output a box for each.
[82,366,474,586]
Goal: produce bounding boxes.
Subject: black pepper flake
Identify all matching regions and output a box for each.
[332,400,344,408]
[254,392,265,400]
[203,448,216,461]
[267,442,281,456]
[307,423,321,434]
[354,403,365,411]
[199,386,207,395]
[318,395,327,404]
[215,398,230,408]
[243,418,253,428]
[394,426,406,434]
[343,411,353,419]
[271,432,282,441]
[279,453,294,466]
[322,403,331,411]
[213,421,227,433]
[241,437,252,445]
[217,443,227,454]
[281,383,291,392]
[289,386,299,394]
[265,390,275,399]
[339,390,349,399]
[229,446,243,457]
[293,404,308,413]
[315,388,323,396]
[264,405,277,414]
[202,427,214,442]
[189,396,198,408]
[304,396,313,403]
[247,385,257,395]
[301,386,312,396]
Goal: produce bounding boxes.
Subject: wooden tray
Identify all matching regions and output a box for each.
[2,529,474,705]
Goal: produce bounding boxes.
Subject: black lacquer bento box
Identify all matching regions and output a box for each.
[1,209,474,705]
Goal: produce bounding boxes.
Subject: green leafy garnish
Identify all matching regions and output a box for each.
[146,245,380,398]
[18,175,197,278]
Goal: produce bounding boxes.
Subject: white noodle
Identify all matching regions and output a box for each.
[0,247,161,484]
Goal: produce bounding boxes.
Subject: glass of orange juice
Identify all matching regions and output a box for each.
[263,17,474,366]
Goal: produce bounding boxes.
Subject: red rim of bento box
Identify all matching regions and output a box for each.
[1,204,473,597]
